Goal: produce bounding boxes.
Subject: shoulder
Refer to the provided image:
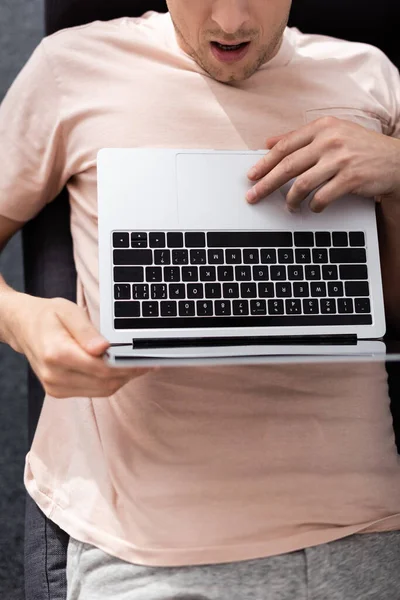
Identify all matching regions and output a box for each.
[288,28,400,133]
[41,12,165,57]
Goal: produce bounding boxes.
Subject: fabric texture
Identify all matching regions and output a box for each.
[1,12,400,567]
[65,531,400,600]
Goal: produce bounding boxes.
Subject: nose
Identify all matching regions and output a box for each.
[211,0,251,35]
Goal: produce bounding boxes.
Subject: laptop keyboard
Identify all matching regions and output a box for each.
[111,230,372,329]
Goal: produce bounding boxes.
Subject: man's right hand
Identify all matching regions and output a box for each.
[7,294,151,398]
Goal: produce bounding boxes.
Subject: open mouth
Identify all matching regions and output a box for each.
[210,41,251,63]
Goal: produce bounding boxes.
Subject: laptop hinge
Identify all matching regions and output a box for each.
[131,333,358,350]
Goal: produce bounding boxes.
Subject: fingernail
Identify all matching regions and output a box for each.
[246,187,257,202]
[87,337,108,350]
[285,204,300,214]
[248,167,258,179]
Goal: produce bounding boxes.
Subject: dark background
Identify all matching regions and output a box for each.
[0,1,43,598]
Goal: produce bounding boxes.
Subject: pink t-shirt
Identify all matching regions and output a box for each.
[1,11,400,566]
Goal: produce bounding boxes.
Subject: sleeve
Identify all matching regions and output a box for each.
[381,54,400,139]
[0,39,69,222]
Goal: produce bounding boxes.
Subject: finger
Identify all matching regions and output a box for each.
[42,333,151,381]
[308,174,353,213]
[246,145,318,204]
[248,125,317,182]
[285,162,339,212]
[55,301,110,356]
[265,132,290,149]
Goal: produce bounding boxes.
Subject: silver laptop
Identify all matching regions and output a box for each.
[97,148,386,367]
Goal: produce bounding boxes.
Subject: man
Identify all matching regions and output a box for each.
[1,0,400,598]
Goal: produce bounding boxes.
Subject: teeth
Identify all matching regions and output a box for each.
[216,43,244,51]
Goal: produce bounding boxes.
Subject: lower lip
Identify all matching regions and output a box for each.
[210,42,251,64]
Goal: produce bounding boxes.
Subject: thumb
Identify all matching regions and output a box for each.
[55,302,110,356]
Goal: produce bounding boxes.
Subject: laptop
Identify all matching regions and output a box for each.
[97,148,386,367]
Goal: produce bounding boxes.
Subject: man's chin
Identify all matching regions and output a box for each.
[204,63,257,83]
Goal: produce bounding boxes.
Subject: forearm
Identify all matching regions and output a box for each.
[377,196,400,333]
[0,273,25,348]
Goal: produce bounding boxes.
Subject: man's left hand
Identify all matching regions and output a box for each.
[246,116,400,212]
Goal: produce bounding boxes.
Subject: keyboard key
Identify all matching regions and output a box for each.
[154,250,171,265]
[328,282,344,297]
[251,300,267,315]
[215,300,231,316]
[223,283,239,298]
[142,301,159,317]
[278,249,294,264]
[311,282,327,297]
[276,283,292,298]
[233,300,249,315]
[132,284,149,300]
[169,284,185,299]
[322,265,338,280]
[270,266,286,280]
[261,249,277,264]
[218,266,234,281]
[114,301,140,318]
[315,232,331,247]
[305,265,321,280]
[113,232,129,248]
[258,283,274,298]
[312,248,329,264]
[355,298,371,313]
[145,267,162,282]
[131,232,148,248]
[235,266,252,281]
[172,249,189,265]
[200,266,216,281]
[288,266,304,280]
[208,249,224,264]
[243,249,259,264]
[294,232,314,247]
[167,232,184,248]
[114,284,130,300]
[345,281,370,297]
[293,282,309,297]
[295,249,311,264]
[338,298,354,314]
[161,301,177,317]
[114,266,144,282]
[241,283,257,298]
[113,249,153,265]
[187,283,204,299]
[185,232,206,248]
[207,231,292,248]
[190,249,207,264]
[226,249,242,264]
[330,248,367,264]
[115,314,373,330]
[205,283,222,298]
[164,267,180,282]
[321,299,337,314]
[303,299,319,314]
[151,284,167,300]
[349,232,365,247]
[339,265,368,280]
[253,266,269,281]
[149,232,165,248]
[182,266,199,282]
[268,300,284,315]
[179,301,195,316]
[285,299,301,314]
[332,232,348,247]
[197,300,213,316]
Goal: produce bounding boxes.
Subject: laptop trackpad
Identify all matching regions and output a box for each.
[176,152,303,230]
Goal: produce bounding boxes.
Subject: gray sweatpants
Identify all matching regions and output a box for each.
[66,531,400,600]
